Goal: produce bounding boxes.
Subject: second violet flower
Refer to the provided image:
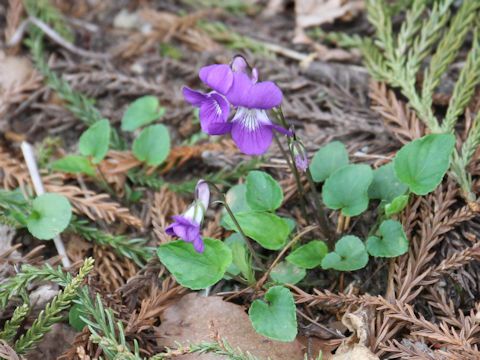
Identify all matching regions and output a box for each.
[182,57,292,155]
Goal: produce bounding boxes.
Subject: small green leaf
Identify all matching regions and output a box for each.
[157,238,232,290]
[385,194,409,217]
[321,235,369,271]
[51,155,95,177]
[224,211,289,250]
[220,184,251,231]
[393,134,455,195]
[132,124,170,166]
[270,261,306,285]
[310,141,349,182]
[246,171,283,211]
[79,119,111,164]
[69,304,87,331]
[322,164,373,216]
[224,233,244,277]
[27,193,72,240]
[368,163,408,202]
[225,233,254,283]
[286,240,328,269]
[249,286,297,341]
[121,96,165,131]
[366,219,408,257]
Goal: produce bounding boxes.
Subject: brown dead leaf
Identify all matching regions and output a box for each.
[156,293,305,359]
[294,0,364,44]
[330,308,379,360]
[0,55,43,120]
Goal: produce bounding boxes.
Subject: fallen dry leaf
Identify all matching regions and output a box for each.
[294,0,364,44]
[330,308,379,360]
[156,293,305,359]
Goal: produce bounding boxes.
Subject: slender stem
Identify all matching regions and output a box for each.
[305,168,332,244]
[222,197,266,271]
[256,225,319,290]
[205,181,266,271]
[224,271,250,285]
[273,133,309,224]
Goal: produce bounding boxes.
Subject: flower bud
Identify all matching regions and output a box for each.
[290,140,308,173]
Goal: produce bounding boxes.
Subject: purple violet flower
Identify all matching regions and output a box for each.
[226,66,292,155]
[165,180,210,253]
[182,58,292,155]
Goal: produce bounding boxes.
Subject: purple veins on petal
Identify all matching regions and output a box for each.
[231,108,274,155]
[199,64,234,95]
[182,87,231,135]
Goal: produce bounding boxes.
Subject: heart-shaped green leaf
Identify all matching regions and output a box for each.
[366,219,408,257]
[246,171,283,211]
[220,184,251,231]
[157,238,232,290]
[270,261,306,285]
[132,124,170,166]
[394,134,455,195]
[51,155,95,177]
[385,194,409,217]
[321,235,369,271]
[286,240,328,269]
[249,286,297,341]
[368,162,408,202]
[27,193,72,240]
[224,211,289,250]
[79,119,111,164]
[310,141,349,182]
[322,164,373,216]
[121,96,165,131]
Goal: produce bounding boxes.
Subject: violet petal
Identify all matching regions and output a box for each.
[231,109,274,155]
[193,236,205,253]
[182,87,207,107]
[227,73,282,109]
[198,95,231,135]
[271,124,293,136]
[199,64,233,94]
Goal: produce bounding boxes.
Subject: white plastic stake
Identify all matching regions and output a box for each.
[21,141,71,267]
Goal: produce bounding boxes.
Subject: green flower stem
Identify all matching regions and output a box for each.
[221,196,266,272]
[272,132,309,224]
[305,168,332,245]
[205,181,265,271]
[273,107,331,242]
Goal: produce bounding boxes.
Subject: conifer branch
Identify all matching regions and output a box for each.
[13,258,94,354]
[0,304,29,343]
[69,217,154,266]
[443,30,480,133]
[421,0,480,111]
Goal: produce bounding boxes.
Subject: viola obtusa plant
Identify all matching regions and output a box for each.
[158,55,456,342]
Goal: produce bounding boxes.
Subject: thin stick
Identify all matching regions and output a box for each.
[255,225,319,290]
[21,142,71,267]
[7,17,110,59]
